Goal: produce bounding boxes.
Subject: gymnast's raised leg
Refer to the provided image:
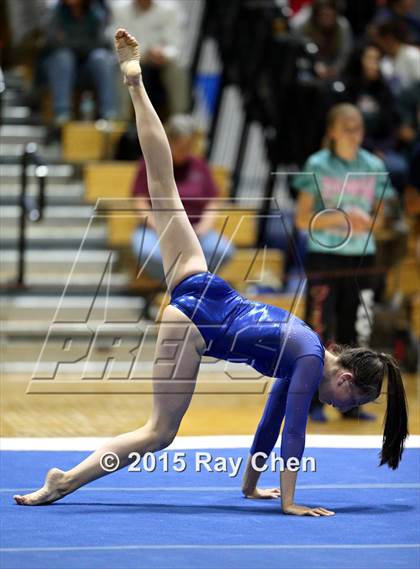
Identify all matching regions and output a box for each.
[14,29,208,506]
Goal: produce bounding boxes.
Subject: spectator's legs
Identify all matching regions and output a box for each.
[304,253,337,344]
[304,253,339,420]
[335,255,376,346]
[44,48,77,121]
[199,230,235,272]
[132,225,165,281]
[84,48,118,119]
[336,255,376,420]
[141,64,167,117]
[382,150,409,198]
[160,61,190,115]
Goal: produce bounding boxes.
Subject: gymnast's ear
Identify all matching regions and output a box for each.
[336,370,353,385]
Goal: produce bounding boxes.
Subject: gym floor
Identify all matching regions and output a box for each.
[1,369,419,568]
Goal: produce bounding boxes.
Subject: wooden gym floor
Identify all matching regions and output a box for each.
[1,370,419,438]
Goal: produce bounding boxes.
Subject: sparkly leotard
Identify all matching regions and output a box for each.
[170,271,325,461]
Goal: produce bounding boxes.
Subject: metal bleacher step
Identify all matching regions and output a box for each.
[0,270,130,288]
[1,204,94,224]
[1,249,119,274]
[0,222,108,248]
[0,142,62,162]
[2,105,31,120]
[1,294,146,324]
[1,315,147,340]
[1,105,44,126]
[0,182,85,205]
[1,163,76,184]
[0,124,46,145]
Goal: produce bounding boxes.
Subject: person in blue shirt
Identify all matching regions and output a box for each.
[13,30,409,517]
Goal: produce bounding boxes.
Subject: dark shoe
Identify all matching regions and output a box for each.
[341,408,376,421]
[310,406,328,422]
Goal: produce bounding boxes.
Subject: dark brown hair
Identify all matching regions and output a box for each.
[334,346,409,469]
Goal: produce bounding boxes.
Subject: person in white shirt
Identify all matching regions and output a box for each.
[111,0,188,117]
[376,20,420,94]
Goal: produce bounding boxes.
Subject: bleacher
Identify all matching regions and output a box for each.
[1,0,418,359]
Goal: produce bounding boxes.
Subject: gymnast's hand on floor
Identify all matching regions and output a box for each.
[282,503,335,516]
[243,487,281,499]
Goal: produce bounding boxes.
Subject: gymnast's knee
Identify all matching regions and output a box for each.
[148,422,179,451]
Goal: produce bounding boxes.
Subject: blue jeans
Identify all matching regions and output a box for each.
[382,150,409,197]
[44,48,117,119]
[132,226,235,280]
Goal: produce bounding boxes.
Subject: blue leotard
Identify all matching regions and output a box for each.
[170,271,325,461]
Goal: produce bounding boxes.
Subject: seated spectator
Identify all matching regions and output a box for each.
[292,0,353,80]
[375,20,420,94]
[42,0,117,127]
[372,0,420,45]
[342,42,409,195]
[111,0,189,118]
[131,115,234,281]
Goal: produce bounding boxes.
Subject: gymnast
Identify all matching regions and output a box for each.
[14,29,409,517]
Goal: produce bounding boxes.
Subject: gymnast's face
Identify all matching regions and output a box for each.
[319,369,370,412]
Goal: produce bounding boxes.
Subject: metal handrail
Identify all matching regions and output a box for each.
[17,142,48,286]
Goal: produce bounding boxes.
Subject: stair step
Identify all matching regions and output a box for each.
[2,89,25,104]
[1,318,146,338]
[1,204,94,222]
[1,163,75,183]
[0,249,118,276]
[0,271,130,288]
[0,238,109,250]
[0,283,143,295]
[0,182,85,205]
[0,125,46,144]
[0,142,62,162]
[2,105,31,120]
[1,294,145,323]
[0,220,106,239]
[1,294,144,309]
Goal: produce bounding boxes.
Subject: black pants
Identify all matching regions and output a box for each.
[141,64,167,119]
[304,252,377,412]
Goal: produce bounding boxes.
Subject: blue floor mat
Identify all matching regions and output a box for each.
[1,448,419,568]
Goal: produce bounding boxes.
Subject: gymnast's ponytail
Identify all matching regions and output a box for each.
[336,347,409,469]
[379,354,409,470]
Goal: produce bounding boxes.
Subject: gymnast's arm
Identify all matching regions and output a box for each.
[244,355,335,515]
[242,378,288,498]
[279,355,334,516]
[242,356,320,498]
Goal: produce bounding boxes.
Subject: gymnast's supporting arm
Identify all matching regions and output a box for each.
[244,356,335,516]
[242,378,287,499]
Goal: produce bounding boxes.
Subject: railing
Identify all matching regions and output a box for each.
[17,142,48,286]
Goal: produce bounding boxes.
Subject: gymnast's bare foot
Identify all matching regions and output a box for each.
[114,28,141,86]
[14,468,71,506]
